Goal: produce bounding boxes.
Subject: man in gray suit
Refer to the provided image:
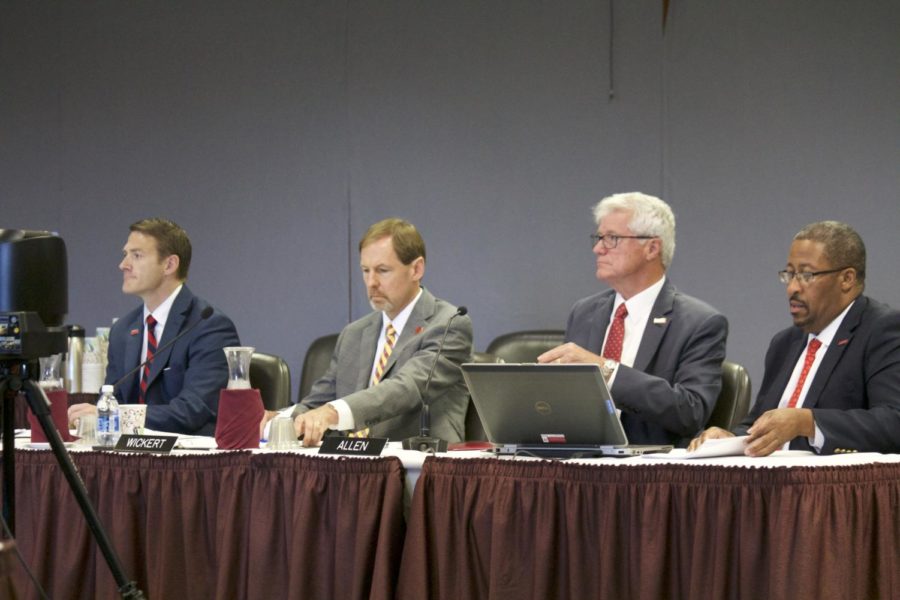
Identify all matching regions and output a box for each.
[286,218,472,447]
[538,192,727,446]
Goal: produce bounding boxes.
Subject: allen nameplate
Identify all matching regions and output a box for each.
[318,436,387,456]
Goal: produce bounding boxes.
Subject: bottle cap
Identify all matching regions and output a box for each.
[101,384,114,394]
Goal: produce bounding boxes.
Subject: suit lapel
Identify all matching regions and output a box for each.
[123,313,144,398]
[382,288,434,378]
[357,315,381,390]
[146,288,191,387]
[589,293,615,355]
[802,298,865,409]
[633,280,675,371]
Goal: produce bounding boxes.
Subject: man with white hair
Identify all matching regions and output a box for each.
[539,192,728,446]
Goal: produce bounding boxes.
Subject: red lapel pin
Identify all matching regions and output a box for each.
[130,329,140,336]
[415,326,424,335]
[837,338,849,346]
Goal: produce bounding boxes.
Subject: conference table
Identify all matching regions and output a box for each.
[5,441,899,600]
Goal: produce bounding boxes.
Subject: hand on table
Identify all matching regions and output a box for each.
[687,426,734,452]
[744,408,814,457]
[293,405,339,447]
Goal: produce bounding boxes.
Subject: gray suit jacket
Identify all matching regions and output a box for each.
[565,279,728,445]
[294,288,473,442]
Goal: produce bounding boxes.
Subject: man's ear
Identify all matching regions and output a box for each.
[411,256,425,281]
[644,238,662,262]
[163,254,180,277]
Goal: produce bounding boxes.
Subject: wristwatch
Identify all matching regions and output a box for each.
[600,358,618,381]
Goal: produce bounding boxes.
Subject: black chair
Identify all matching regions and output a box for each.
[706,360,752,431]
[249,352,291,411]
[485,330,565,363]
[463,351,501,441]
[297,333,339,402]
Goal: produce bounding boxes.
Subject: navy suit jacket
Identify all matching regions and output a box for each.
[565,279,728,445]
[105,285,240,436]
[736,295,900,454]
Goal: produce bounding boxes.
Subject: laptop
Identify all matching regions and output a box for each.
[461,363,673,457]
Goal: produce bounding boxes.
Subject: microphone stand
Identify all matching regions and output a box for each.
[1,363,146,598]
[402,307,467,453]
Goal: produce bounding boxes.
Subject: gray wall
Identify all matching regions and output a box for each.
[2,1,898,402]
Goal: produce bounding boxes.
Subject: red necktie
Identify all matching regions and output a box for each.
[602,303,628,362]
[140,315,158,404]
[786,338,822,408]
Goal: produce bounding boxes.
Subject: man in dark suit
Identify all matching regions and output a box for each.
[538,192,727,445]
[691,221,900,455]
[263,218,472,447]
[69,218,240,435]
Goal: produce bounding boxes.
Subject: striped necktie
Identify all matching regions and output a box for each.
[371,323,397,386]
[140,315,158,404]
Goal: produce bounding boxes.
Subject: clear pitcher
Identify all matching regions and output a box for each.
[223,346,255,389]
[39,353,65,391]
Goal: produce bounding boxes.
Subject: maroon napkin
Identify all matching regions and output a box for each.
[29,390,76,443]
[215,389,264,449]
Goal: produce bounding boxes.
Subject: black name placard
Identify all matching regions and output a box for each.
[113,434,178,454]
[318,436,387,456]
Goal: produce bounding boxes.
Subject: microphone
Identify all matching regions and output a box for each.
[110,306,215,394]
[403,306,468,453]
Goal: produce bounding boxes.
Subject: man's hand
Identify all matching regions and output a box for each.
[687,426,734,452]
[68,403,98,428]
[259,410,279,440]
[537,343,603,366]
[293,405,340,447]
[744,408,814,457]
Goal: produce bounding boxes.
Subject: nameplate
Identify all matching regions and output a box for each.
[318,436,387,456]
[113,434,178,454]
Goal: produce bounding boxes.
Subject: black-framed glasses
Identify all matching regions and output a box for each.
[777,267,849,285]
[590,234,655,249]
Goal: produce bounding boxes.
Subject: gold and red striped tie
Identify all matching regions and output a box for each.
[139,315,158,404]
[371,323,397,386]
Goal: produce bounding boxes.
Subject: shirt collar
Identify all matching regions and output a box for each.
[613,276,666,323]
[144,284,183,330]
[381,287,423,336]
[808,300,855,348]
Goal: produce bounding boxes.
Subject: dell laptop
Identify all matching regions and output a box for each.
[461,363,672,457]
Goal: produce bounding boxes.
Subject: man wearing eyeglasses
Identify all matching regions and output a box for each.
[538,192,728,446]
[690,221,900,455]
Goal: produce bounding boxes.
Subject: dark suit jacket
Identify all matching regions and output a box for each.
[736,295,900,454]
[105,285,240,436]
[565,279,728,445]
[294,288,473,443]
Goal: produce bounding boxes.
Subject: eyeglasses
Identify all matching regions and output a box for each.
[590,234,655,249]
[777,267,849,285]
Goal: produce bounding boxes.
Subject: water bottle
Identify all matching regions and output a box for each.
[96,385,121,447]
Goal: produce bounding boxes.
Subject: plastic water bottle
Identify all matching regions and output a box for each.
[96,385,121,447]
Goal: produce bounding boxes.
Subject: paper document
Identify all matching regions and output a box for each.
[643,435,749,459]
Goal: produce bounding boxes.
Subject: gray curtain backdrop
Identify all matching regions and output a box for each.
[2,1,898,403]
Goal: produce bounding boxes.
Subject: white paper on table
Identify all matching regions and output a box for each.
[643,435,750,459]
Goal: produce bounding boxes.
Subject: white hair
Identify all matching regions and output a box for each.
[592,192,676,268]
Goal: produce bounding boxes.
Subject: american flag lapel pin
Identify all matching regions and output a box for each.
[837,338,849,346]
[130,329,140,336]
[415,326,424,335]
[653,317,668,326]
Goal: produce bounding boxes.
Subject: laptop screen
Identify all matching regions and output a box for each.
[461,363,629,447]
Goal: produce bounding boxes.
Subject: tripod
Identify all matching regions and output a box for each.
[1,362,145,599]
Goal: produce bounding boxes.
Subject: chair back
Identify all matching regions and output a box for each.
[485,330,565,363]
[706,360,752,431]
[249,352,291,411]
[298,333,339,402]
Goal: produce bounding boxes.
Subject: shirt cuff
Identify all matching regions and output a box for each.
[809,423,825,453]
[329,399,355,431]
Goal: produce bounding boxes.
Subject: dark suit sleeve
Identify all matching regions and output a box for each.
[611,311,728,437]
[813,311,900,454]
[144,312,240,434]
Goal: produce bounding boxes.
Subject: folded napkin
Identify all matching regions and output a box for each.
[29,390,76,443]
[215,389,264,449]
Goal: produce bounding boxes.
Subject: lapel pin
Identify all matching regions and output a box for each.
[415,326,424,335]
[130,329,140,336]
[837,338,849,346]
[653,317,668,326]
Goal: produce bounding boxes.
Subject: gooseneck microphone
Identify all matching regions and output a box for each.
[403,306,468,453]
[110,306,215,394]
